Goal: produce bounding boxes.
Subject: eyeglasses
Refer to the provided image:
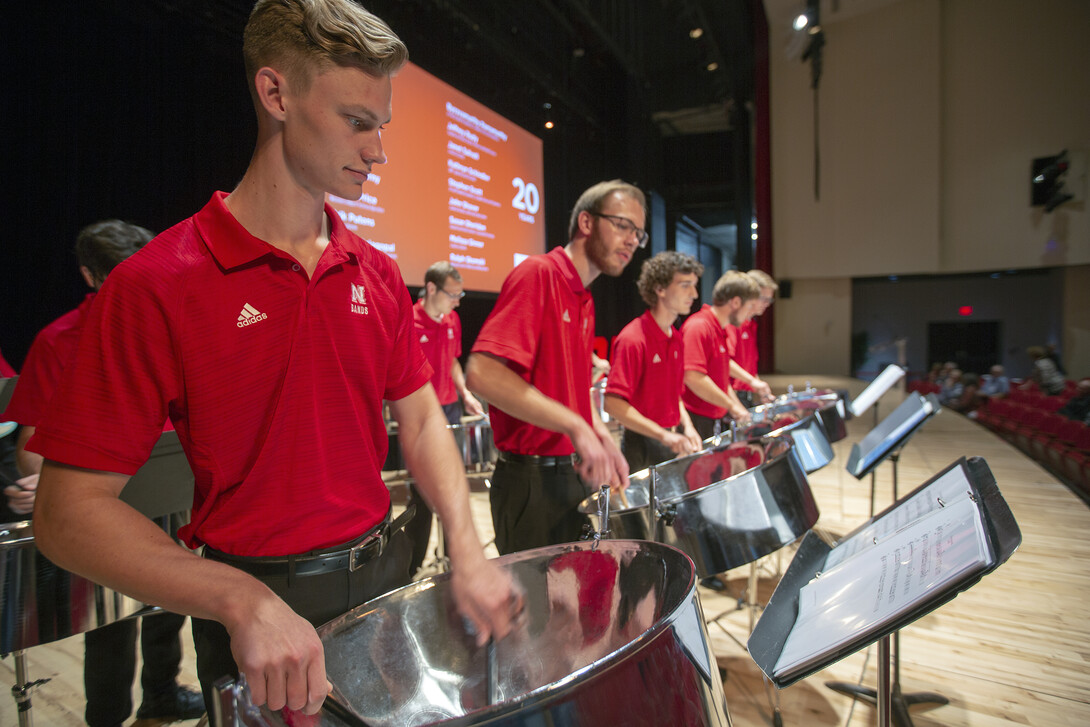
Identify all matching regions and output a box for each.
[589,212,649,248]
[759,296,775,304]
[440,287,466,300]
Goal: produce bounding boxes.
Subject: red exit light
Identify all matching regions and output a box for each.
[958,305,973,317]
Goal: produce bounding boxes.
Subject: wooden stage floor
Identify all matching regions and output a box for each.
[2,375,1088,726]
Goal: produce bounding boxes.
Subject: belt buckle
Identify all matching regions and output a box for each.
[348,532,381,572]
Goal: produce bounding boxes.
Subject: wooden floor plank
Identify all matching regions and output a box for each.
[3,375,1088,726]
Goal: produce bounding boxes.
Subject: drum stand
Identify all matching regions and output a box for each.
[5,650,50,727]
[826,449,949,727]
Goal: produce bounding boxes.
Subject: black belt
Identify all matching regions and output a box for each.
[497,451,576,467]
[201,505,415,578]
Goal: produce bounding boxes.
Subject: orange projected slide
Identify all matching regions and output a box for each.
[328,62,545,292]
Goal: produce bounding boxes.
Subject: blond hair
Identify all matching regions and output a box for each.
[746,269,778,292]
[243,0,408,97]
[712,270,759,306]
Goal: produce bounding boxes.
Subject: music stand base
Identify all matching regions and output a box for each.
[824,681,949,727]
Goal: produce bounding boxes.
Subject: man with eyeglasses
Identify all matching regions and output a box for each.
[407,261,484,575]
[467,180,644,554]
[727,269,778,408]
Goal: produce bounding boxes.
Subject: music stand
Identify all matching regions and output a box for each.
[119,430,195,520]
[749,457,1021,727]
[847,392,940,516]
[0,376,17,413]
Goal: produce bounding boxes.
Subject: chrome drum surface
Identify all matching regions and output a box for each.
[223,540,731,726]
[0,521,145,653]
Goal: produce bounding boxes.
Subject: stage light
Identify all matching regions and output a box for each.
[793,13,809,31]
[689,28,703,39]
[1031,150,1073,213]
[706,62,718,72]
[543,101,555,131]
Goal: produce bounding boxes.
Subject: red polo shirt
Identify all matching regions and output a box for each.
[29,192,431,556]
[680,304,732,419]
[606,311,684,428]
[4,294,96,426]
[412,300,462,406]
[472,246,594,455]
[730,319,758,391]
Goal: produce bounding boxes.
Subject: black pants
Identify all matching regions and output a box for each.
[404,400,463,576]
[736,389,756,409]
[193,530,412,724]
[84,610,186,727]
[687,411,727,441]
[488,456,590,555]
[622,428,678,474]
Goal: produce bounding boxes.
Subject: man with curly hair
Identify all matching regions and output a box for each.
[604,252,704,473]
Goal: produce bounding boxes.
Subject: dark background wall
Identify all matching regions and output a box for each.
[3,1,764,370]
[852,268,1066,380]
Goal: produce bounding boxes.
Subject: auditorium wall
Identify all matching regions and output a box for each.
[767,0,1090,377]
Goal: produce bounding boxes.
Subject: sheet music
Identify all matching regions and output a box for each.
[824,463,975,568]
[772,494,993,678]
[849,364,905,418]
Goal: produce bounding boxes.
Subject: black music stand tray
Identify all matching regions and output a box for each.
[0,376,17,413]
[119,430,195,520]
[748,457,1021,727]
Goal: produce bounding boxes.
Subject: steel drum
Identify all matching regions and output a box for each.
[447,415,497,472]
[217,540,730,726]
[581,438,819,578]
[0,520,146,653]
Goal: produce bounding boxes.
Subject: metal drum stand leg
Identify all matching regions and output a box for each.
[7,649,50,727]
[826,451,949,726]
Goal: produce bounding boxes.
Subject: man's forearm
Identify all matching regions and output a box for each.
[466,353,589,439]
[391,385,484,566]
[604,394,668,442]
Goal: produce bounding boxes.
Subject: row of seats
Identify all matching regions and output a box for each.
[975,396,1090,496]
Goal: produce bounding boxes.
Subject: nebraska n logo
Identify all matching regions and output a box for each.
[350,283,369,315]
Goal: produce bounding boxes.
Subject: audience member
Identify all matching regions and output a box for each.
[1023,346,1066,395]
[939,368,964,406]
[948,372,981,414]
[1057,379,1090,422]
[979,365,1010,399]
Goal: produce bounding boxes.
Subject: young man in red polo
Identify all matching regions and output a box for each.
[728,269,777,408]
[466,180,642,555]
[4,220,205,726]
[681,271,761,440]
[407,261,484,575]
[29,0,520,719]
[604,251,704,473]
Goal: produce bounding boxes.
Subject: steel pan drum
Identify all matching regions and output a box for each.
[0,520,145,653]
[220,540,730,726]
[448,415,497,472]
[581,438,819,578]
